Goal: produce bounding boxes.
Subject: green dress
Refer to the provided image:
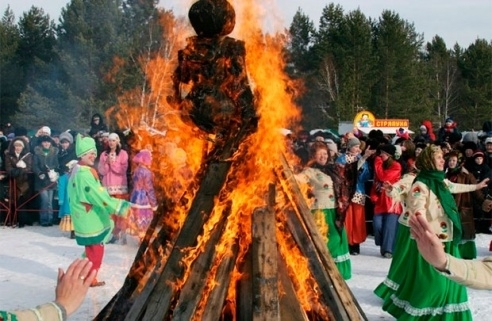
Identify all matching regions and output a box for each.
[375,170,471,320]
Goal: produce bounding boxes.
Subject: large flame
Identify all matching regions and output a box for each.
[108,0,326,317]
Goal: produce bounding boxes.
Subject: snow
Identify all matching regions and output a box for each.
[0,226,490,320]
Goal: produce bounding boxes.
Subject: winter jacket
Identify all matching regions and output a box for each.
[3,138,33,197]
[33,145,59,191]
[370,156,403,214]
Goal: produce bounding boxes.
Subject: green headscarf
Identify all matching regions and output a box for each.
[415,145,462,244]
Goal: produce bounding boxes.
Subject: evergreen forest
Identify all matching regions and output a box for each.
[1,1,490,133]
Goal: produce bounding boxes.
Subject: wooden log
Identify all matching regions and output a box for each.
[276,153,367,320]
[124,123,254,320]
[200,240,239,320]
[277,250,309,321]
[283,207,342,320]
[170,204,231,320]
[251,184,280,321]
[236,248,253,321]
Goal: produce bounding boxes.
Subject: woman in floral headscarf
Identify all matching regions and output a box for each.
[378,144,489,320]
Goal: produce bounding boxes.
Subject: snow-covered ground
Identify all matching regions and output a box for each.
[0,225,490,320]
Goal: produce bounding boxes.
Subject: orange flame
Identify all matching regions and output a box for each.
[109,0,326,317]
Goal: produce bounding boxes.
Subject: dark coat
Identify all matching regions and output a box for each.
[33,145,59,191]
[4,138,33,197]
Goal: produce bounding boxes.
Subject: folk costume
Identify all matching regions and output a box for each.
[68,135,131,287]
[377,145,477,320]
[129,150,157,240]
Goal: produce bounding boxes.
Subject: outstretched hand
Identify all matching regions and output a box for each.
[477,178,490,190]
[55,258,97,316]
[408,213,447,271]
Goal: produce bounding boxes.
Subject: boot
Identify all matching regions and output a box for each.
[70,231,75,239]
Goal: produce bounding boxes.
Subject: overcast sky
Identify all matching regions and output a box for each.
[1,0,491,47]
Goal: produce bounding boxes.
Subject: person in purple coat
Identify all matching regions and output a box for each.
[129,149,157,242]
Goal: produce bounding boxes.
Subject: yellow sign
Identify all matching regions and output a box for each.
[354,111,375,128]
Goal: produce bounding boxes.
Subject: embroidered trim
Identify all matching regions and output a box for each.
[390,294,470,316]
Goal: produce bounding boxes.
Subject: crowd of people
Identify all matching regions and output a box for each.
[1,116,492,319]
[288,118,492,319]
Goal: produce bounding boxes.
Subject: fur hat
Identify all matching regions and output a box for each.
[462,141,477,151]
[132,149,152,166]
[75,134,97,157]
[39,135,53,144]
[59,132,73,144]
[346,137,361,150]
[379,144,396,158]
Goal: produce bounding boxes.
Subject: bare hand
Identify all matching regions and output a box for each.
[409,213,447,271]
[477,178,490,190]
[55,258,97,316]
[382,181,393,193]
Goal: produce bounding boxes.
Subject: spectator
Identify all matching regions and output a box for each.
[369,143,402,258]
[88,113,108,140]
[33,135,59,226]
[3,138,33,227]
[413,120,435,143]
[58,131,78,238]
[445,150,483,259]
[437,117,462,146]
[484,137,492,168]
[30,126,51,152]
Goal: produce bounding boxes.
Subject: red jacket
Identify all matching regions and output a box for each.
[370,156,403,214]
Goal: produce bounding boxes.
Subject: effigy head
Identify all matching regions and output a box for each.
[189,0,236,37]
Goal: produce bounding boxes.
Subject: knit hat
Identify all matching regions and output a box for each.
[132,149,152,166]
[420,125,427,132]
[75,134,97,157]
[445,117,453,124]
[379,144,396,157]
[485,137,492,144]
[13,139,25,148]
[346,137,361,150]
[40,126,51,136]
[59,131,73,144]
[473,150,485,158]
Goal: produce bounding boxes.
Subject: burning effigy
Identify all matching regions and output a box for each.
[96,1,365,320]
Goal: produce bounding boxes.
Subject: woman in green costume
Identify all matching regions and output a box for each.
[295,142,351,280]
[377,144,488,320]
